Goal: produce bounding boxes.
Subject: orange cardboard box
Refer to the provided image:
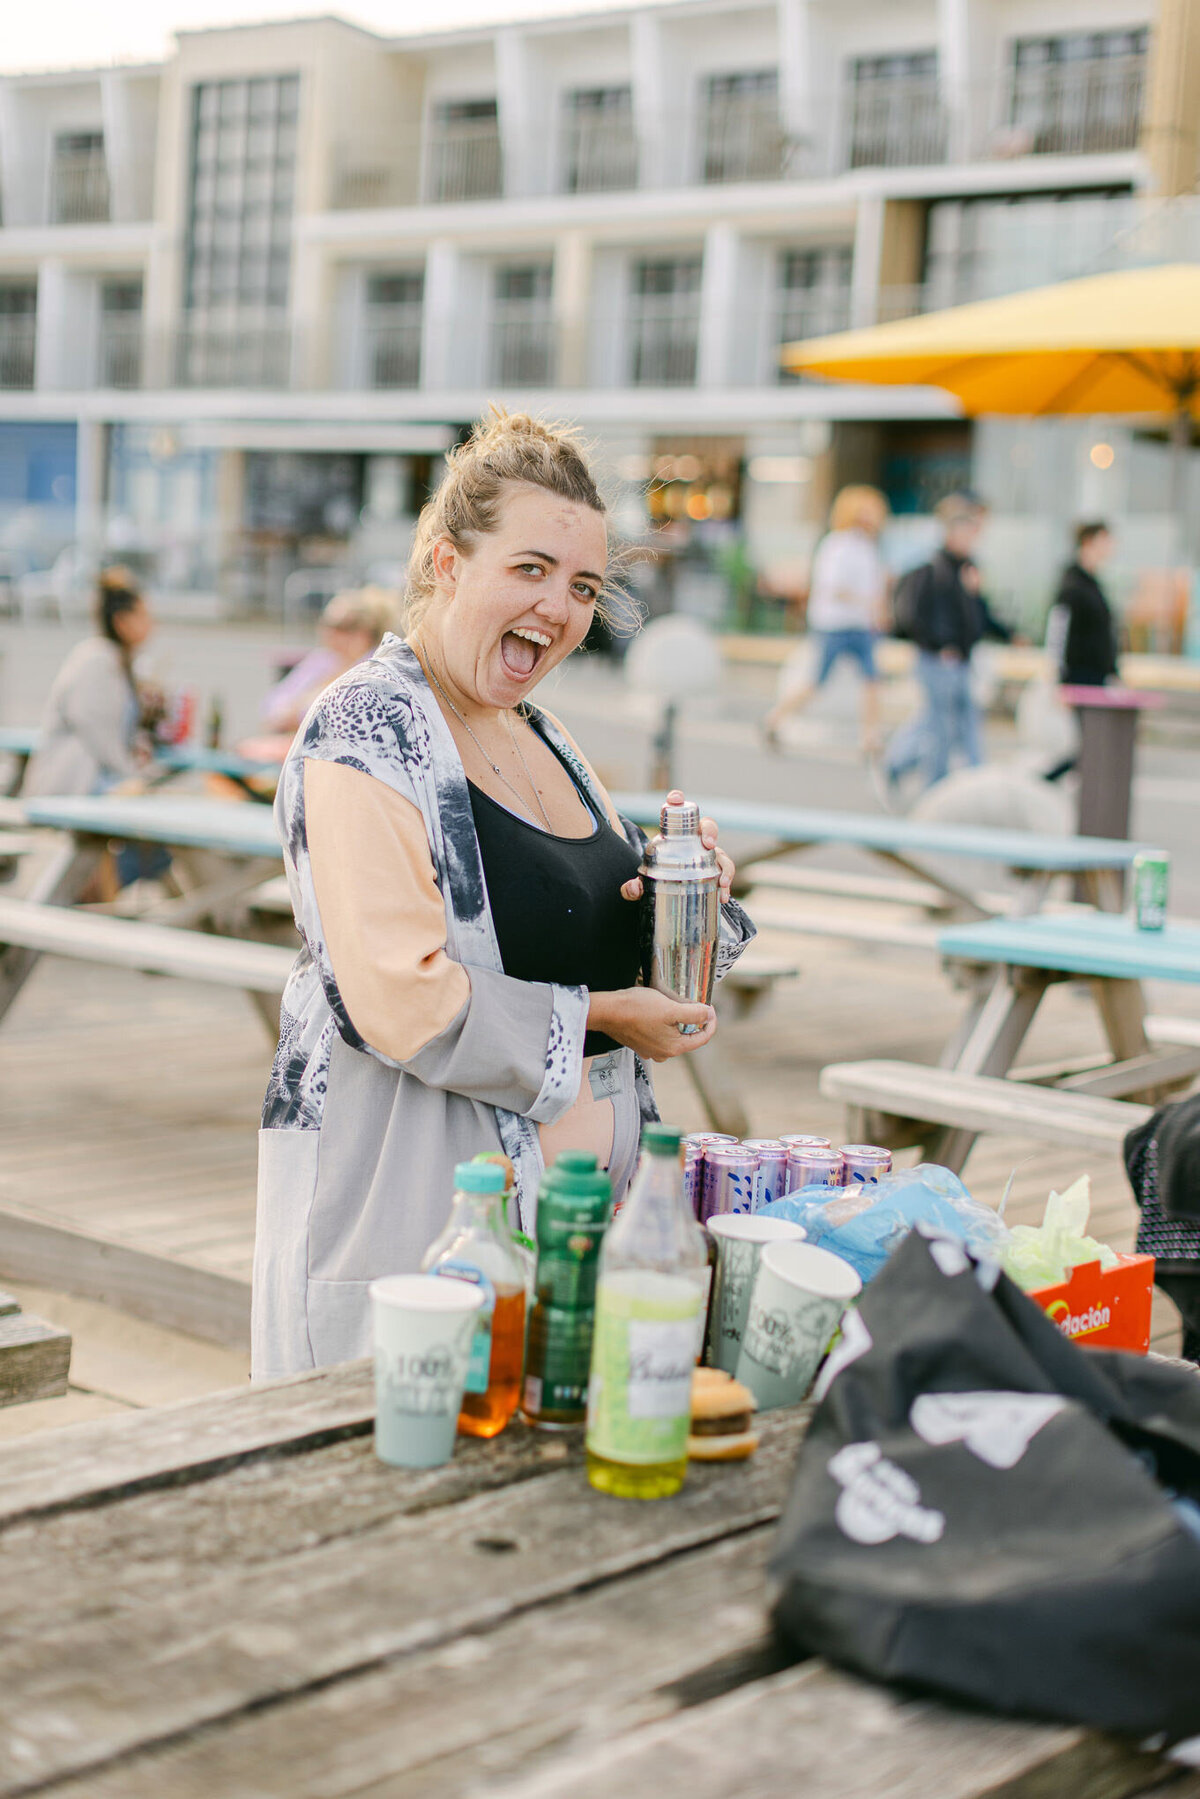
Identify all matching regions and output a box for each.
[1029,1253,1155,1354]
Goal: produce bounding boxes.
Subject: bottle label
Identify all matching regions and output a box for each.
[586,1274,700,1465]
[527,1307,596,1417]
[436,1260,495,1394]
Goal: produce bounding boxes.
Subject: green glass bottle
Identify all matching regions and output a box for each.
[522,1150,613,1428]
[586,1125,708,1499]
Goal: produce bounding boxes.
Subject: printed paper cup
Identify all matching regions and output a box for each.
[370,1274,485,1468]
[734,1240,861,1410]
[705,1213,806,1374]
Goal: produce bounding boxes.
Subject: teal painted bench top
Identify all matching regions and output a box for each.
[156,746,282,780]
[938,912,1200,984]
[0,727,37,756]
[23,795,282,859]
[612,792,1158,872]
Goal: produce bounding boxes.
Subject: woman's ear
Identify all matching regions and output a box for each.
[430,536,459,593]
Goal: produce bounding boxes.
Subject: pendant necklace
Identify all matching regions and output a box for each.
[423,657,554,832]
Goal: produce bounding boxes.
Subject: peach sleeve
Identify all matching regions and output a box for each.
[303,758,471,1062]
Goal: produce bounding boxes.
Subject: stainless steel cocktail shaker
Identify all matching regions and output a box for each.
[639,795,720,1033]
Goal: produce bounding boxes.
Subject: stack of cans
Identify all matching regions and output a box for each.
[680,1129,893,1218]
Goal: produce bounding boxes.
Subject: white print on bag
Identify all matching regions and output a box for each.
[927,1237,969,1277]
[910,1391,1068,1470]
[829,1441,946,1546]
[811,1308,873,1403]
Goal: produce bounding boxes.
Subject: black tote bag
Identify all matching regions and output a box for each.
[769,1229,1200,1741]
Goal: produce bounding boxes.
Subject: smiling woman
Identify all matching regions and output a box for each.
[251,411,754,1380]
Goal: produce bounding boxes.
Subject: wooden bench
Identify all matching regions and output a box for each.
[0,1286,71,1408]
[818,1057,1151,1171]
[0,896,295,996]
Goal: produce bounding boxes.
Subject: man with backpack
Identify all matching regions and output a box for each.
[883,492,1014,796]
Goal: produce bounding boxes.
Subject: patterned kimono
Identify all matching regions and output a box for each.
[253,634,754,1378]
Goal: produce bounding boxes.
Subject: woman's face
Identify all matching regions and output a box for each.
[321,620,376,665]
[114,597,153,649]
[429,483,607,709]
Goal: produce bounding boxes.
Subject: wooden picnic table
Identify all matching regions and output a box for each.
[0,1357,1178,1798]
[0,726,280,799]
[614,791,1160,919]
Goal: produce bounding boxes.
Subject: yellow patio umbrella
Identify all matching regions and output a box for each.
[782,263,1200,513]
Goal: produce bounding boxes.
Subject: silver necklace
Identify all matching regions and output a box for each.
[423,657,554,832]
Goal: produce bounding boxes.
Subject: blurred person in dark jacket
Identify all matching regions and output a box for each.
[1045,521,1119,689]
[883,493,1014,795]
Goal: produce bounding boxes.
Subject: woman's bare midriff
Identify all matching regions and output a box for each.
[538,1055,616,1171]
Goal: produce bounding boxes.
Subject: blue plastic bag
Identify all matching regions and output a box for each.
[759,1164,1010,1284]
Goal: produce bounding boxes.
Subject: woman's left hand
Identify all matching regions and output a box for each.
[620,791,735,904]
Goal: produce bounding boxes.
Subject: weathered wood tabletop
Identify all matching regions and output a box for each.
[0,1361,1190,1799]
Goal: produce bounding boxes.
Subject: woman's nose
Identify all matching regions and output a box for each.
[533,583,572,623]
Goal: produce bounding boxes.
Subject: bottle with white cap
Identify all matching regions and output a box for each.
[638,792,720,1034]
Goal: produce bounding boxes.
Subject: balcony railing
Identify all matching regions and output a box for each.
[775,288,853,378]
[703,103,795,182]
[1004,53,1145,156]
[560,115,638,193]
[51,153,111,225]
[628,304,701,386]
[490,312,556,385]
[174,319,291,389]
[97,315,143,389]
[0,317,36,389]
[364,306,423,388]
[843,77,947,169]
[426,123,503,203]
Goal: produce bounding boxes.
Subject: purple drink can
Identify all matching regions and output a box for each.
[786,1147,845,1192]
[683,1144,704,1217]
[700,1147,759,1223]
[839,1143,893,1184]
[778,1134,833,1152]
[741,1140,788,1211]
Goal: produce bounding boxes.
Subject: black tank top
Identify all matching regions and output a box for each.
[468,767,642,1057]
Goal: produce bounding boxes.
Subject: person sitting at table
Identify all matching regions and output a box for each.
[242,586,400,764]
[23,567,155,799]
[252,411,754,1380]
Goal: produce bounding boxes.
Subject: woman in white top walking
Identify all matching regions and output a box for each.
[763,485,889,756]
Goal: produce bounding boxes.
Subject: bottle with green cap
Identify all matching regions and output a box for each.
[522,1151,613,1429]
[421,1160,526,1439]
[586,1124,708,1499]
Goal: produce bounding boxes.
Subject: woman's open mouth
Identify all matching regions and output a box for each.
[500,627,552,680]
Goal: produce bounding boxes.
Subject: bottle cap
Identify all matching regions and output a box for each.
[454,1161,507,1193]
[539,1150,612,1201]
[643,1124,683,1156]
[660,796,700,838]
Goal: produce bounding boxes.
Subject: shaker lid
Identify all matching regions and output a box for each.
[660,794,700,837]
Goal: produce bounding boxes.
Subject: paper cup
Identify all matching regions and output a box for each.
[734,1240,861,1411]
[370,1274,485,1468]
[705,1214,806,1374]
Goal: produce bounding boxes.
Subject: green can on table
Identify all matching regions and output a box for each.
[1132,851,1170,932]
[521,1151,613,1428]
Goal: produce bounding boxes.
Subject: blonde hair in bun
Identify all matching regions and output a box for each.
[406,409,634,631]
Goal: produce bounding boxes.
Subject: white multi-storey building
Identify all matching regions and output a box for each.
[0,0,1194,619]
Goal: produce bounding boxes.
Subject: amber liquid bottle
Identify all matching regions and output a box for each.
[421,1160,527,1439]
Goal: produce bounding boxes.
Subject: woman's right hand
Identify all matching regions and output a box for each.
[587,986,716,1062]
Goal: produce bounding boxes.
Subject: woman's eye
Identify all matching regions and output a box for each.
[516,563,544,577]
[574,584,598,602]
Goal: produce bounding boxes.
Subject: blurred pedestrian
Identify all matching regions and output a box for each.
[883,493,1013,795]
[763,485,889,757]
[240,585,401,761]
[1046,521,1119,689]
[24,566,155,798]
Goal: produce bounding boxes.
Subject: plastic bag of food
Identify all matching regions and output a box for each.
[1000,1175,1118,1292]
[758,1164,1009,1284]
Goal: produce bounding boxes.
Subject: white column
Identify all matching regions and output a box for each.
[496,29,543,198]
[938,0,971,163]
[553,231,594,388]
[421,239,463,391]
[631,12,673,188]
[697,223,741,388]
[75,419,108,561]
[849,194,884,328]
[0,85,40,227]
[35,260,71,390]
[778,0,822,173]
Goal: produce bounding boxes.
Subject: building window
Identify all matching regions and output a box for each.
[364,271,424,389]
[51,130,110,224]
[629,257,702,386]
[1009,29,1148,155]
[427,99,502,203]
[702,71,786,182]
[776,247,852,379]
[561,87,637,193]
[180,74,299,388]
[923,189,1137,308]
[0,284,37,390]
[844,51,945,170]
[98,280,143,389]
[491,264,554,385]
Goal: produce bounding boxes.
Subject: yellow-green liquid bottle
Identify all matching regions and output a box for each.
[586,1124,707,1499]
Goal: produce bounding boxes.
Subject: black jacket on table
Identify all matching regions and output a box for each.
[1052,562,1119,687]
[910,550,1014,658]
